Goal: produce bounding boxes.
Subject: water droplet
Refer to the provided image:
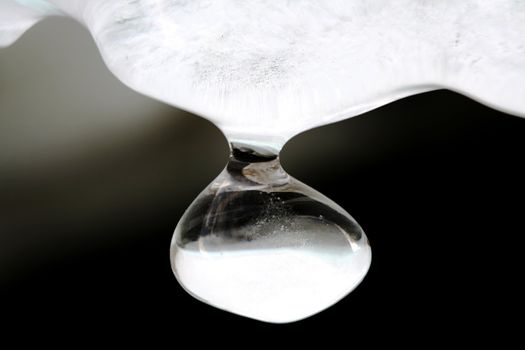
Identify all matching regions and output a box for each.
[170,145,371,323]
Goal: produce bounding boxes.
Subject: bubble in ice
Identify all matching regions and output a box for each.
[1,0,524,322]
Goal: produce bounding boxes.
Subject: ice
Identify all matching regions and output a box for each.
[2,0,524,150]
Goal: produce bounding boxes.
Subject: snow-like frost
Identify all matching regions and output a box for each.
[1,0,524,150]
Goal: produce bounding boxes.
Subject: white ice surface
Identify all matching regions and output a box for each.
[1,1,525,149]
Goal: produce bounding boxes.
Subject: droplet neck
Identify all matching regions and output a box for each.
[226,144,287,187]
[230,144,278,163]
[230,143,279,163]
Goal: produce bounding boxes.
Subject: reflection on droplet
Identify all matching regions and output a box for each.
[170,145,371,323]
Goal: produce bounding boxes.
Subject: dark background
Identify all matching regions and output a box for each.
[1,18,523,343]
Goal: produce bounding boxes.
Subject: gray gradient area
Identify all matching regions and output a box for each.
[0,18,226,278]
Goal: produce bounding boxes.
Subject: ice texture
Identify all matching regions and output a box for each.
[1,0,524,150]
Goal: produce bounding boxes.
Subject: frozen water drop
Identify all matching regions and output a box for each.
[170,145,371,323]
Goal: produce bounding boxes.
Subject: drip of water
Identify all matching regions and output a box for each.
[1,0,524,322]
[171,146,371,323]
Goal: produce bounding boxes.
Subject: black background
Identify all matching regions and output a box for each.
[2,90,523,343]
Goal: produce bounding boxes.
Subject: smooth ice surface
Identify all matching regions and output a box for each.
[1,1,525,150]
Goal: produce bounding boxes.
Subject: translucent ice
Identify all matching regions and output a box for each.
[1,0,524,150]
